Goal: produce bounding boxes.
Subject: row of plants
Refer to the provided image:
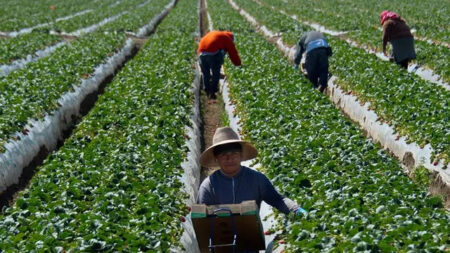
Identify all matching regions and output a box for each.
[97,0,171,34]
[53,0,145,34]
[0,0,197,250]
[0,0,173,153]
[0,0,156,66]
[0,29,62,65]
[208,0,449,251]
[258,0,450,83]
[0,32,127,154]
[0,0,115,31]
[281,0,449,43]
[232,0,450,164]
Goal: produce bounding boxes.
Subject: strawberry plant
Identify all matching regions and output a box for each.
[0,0,116,31]
[0,0,161,68]
[0,0,198,250]
[231,0,450,164]
[0,29,62,65]
[0,32,128,153]
[209,0,449,251]
[259,0,450,83]
[99,0,171,34]
[53,0,145,33]
[0,0,174,153]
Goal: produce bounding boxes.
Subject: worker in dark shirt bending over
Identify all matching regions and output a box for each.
[294,31,332,93]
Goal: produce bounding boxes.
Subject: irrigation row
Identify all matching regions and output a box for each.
[0,0,177,198]
[226,0,450,188]
[251,0,449,91]
[0,0,150,77]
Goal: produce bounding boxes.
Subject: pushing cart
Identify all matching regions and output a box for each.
[191,200,266,253]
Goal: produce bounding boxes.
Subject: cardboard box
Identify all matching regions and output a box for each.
[191,200,265,252]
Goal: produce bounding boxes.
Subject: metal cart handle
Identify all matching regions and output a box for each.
[209,208,237,253]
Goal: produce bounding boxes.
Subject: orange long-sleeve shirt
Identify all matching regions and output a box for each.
[198,31,241,66]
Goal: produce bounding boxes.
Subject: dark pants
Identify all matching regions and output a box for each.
[397,59,409,69]
[391,36,415,69]
[199,51,225,96]
[305,48,329,89]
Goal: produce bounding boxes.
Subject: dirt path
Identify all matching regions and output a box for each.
[198,0,227,182]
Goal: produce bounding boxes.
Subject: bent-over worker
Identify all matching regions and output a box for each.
[197,127,307,217]
[198,31,242,101]
[294,31,332,93]
[380,11,416,69]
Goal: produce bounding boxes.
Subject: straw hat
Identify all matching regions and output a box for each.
[200,127,258,167]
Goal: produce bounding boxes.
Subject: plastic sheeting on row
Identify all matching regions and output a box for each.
[73,11,127,36]
[0,42,66,77]
[179,67,202,253]
[274,6,450,90]
[0,0,181,195]
[228,0,450,185]
[178,1,202,252]
[0,1,133,77]
[0,38,135,193]
[221,71,285,253]
[1,9,92,38]
[137,0,177,37]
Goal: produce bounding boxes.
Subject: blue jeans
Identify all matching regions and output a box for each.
[199,51,225,96]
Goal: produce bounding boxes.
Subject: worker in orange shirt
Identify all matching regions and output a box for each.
[198,31,241,101]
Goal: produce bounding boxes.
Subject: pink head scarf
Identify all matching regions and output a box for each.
[380,10,399,25]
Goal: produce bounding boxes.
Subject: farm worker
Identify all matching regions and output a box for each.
[197,127,307,217]
[198,31,241,101]
[294,31,332,93]
[380,11,416,69]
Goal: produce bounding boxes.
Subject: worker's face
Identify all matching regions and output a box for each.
[215,150,242,177]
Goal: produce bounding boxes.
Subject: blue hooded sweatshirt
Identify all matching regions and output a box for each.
[197,166,298,214]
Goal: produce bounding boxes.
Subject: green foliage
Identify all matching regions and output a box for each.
[209,0,450,251]
[0,0,173,153]
[0,30,62,65]
[0,32,127,153]
[412,166,431,186]
[259,0,450,83]
[53,0,145,33]
[0,0,197,250]
[0,0,102,31]
[233,0,450,164]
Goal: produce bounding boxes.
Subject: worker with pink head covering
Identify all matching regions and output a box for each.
[380,11,416,69]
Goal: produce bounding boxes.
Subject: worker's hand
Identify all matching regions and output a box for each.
[293,64,299,70]
[295,207,307,216]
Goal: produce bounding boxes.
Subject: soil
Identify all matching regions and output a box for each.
[200,89,225,182]
[199,0,209,35]
[131,37,149,49]
[60,34,78,43]
[429,174,450,209]
[198,0,225,182]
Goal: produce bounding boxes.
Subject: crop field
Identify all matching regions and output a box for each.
[0,0,448,251]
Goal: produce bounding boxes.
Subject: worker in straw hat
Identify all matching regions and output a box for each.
[197,127,307,216]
